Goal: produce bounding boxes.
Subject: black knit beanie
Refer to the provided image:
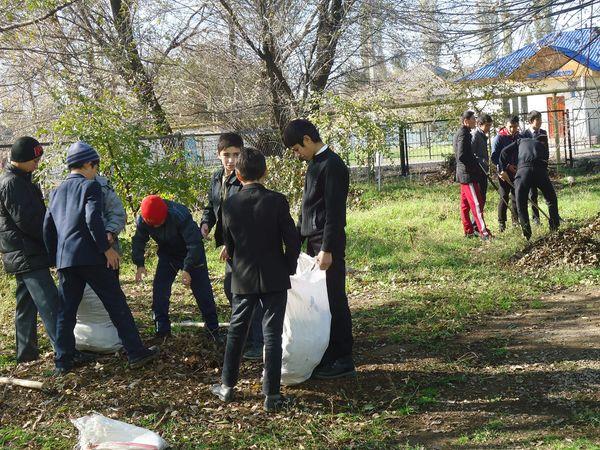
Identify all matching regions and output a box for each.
[11,136,43,162]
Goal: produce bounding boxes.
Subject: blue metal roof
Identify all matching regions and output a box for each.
[459,28,600,81]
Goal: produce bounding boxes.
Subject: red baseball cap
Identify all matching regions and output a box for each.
[140,195,168,226]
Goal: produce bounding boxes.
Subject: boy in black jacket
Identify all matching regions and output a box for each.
[454,111,490,239]
[210,147,300,412]
[201,133,263,359]
[283,118,355,379]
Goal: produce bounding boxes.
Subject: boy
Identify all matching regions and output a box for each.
[201,133,263,359]
[283,118,355,379]
[454,111,490,239]
[43,141,158,375]
[491,115,520,232]
[133,194,222,344]
[499,135,559,240]
[520,110,548,225]
[0,136,58,363]
[210,147,300,412]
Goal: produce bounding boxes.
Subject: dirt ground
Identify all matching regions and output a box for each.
[1,285,599,449]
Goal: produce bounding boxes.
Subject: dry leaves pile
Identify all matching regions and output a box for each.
[514,215,600,271]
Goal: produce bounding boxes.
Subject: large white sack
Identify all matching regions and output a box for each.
[72,413,168,450]
[74,285,122,353]
[281,253,331,385]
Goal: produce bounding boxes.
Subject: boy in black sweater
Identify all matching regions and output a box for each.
[210,147,300,412]
[200,133,264,359]
[283,118,355,379]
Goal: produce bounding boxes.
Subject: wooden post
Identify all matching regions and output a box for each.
[552,93,561,166]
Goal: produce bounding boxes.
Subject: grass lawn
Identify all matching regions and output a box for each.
[0,166,598,449]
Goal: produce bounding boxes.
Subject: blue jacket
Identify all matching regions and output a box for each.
[43,173,111,269]
[131,200,206,271]
[491,128,518,168]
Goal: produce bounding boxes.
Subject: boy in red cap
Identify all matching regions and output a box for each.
[132,195,221,343]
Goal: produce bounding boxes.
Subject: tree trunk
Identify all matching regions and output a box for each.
[310,0,345,93]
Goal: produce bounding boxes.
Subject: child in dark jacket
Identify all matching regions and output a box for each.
[132,195,221,344]
[43,141,158,375]
[201,133,263,359]
[210,147,300,412]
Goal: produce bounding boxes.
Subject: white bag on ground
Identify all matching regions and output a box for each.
[72,413,168,450]
[74,285,122,353]
[280,253,331,385]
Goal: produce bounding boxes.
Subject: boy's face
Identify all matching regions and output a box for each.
[463,116,476,129]
[290,136,318,161]
[530,117,542,130]
[480,122,492,134]
[14,156,41,173]
[507,121,519,135]
[218,146,241,174]
[81,161,99,180]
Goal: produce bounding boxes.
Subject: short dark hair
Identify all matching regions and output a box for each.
[505,115,520,125]
[477,113,493,125]
[217,133,244,152]
[236,147,266,181]
[527,110,542,123]
[282,119,321,148]
[68,159,100,170]
[461,110,476,120]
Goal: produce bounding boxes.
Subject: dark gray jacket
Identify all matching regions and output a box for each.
[454,126,483,184]
[471,128,489,174]
[0,165,51,274]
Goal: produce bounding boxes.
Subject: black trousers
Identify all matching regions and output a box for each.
[529,187,541,222]
[514,167,560,231]
[307,234,353,363]
[221,290,286,396]
[497,177,518,224]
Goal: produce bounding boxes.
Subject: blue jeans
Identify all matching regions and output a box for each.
[222,291,287,396]
[152,255,219,334]
[14,268,59,362]
[56,265,147,369]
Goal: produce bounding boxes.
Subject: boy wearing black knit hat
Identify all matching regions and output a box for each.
[0,136,59,363]
[43,141,159,375]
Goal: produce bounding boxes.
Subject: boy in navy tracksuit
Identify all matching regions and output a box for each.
[210,147,300,412]
[133,195,221,343]
[43,142,158,375]
[201,133,263,359]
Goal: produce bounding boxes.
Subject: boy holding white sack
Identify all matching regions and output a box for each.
[74,173,127,353]
[210,147,300,412]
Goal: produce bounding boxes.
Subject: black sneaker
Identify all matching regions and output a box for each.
[72,351,97,367]
[206,328,225,347]
[129,346,160,369]
[210,384,233,402]
[243,346,262,360]
[312,356,356,380]
[264,394,293,412]
[53,366,71,377]
[155,330,172,339]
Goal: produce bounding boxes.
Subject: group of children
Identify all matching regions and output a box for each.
[454,109,560,240]
[0,119,356,412]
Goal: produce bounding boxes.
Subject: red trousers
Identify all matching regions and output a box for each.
[460,182,488,236]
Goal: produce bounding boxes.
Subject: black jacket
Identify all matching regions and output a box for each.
[499,138,549,172]
[201,168,242,247]
[299,147,349,254]
[132,200,206,271]
[0,165,51,274]
[223,184,300,295]
[454,126,482,184]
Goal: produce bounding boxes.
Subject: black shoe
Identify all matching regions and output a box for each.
[312,357,356,380]
[210,384,233,402]
[206,328,225,347]
[243,346,262,360]
[72,351,97,368]
[53,366,71,377]
[155,330,172,339]
[129,346,160,369]
[522,224,532,240]
[264,394,293,412]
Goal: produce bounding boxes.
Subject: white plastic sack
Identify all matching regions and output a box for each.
[280,253,331,385]
[72,413,168,450]
[74,285,122,353]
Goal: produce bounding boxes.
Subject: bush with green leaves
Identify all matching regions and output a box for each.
[264,151,305,217]
[45,93,209,214]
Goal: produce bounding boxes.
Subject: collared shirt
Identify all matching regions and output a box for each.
[314,144,328,157]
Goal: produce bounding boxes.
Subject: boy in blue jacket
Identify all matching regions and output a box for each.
[43,142,158,375]
[133,195,221,344]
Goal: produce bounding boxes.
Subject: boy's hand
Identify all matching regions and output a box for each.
[104,247,120,270]
[201,223,210,238]
[182,270,192,287]
[316,251,332,270]
[135,267,147,282]
[106,232,115,246]
[219,246,229,261]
